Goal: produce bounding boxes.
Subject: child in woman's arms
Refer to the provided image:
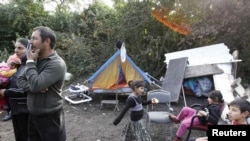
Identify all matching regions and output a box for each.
[0,54,21,88]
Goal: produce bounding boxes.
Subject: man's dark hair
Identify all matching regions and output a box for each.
[33,26,56,49]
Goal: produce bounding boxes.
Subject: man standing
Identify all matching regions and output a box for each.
[17,26,67,141]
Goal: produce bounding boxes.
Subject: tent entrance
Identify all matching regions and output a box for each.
[85,49,152,111]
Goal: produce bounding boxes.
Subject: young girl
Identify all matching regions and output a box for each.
[228,98,250,125]
[113,80,158,141]
[169,90,224,141]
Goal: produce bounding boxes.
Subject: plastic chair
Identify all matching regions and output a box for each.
[146,89,174,137]
[185,102,226,141]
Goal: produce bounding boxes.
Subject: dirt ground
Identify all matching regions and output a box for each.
[0,83,207,141]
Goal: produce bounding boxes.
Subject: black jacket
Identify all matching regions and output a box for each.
[113,94,151,125]
[4,56,28,115]
[198,103,221,125]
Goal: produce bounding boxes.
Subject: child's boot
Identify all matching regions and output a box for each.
[2,111,11,121]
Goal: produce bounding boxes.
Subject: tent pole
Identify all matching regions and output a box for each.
[181,85,187,107]
[114,62,121,112]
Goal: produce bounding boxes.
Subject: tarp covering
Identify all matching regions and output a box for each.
[164,43,236,67]
[87,50,151,90]
[163,43,241,104]
[183,76,213,97]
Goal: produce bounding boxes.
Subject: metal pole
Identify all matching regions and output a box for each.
[181,85,187,107]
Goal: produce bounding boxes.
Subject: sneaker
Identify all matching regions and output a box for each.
[2,113,11,121]
[169,113,180,124]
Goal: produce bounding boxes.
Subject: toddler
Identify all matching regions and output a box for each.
[0,54,21,88]
[0,54,21,121]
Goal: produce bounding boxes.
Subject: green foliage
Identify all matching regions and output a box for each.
[112,1,167,78]
[0,0,250,83]
[54,1,119,78]
[0,48,11,63]
[0,0,49,51]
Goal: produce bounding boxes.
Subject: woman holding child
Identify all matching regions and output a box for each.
[0,38,29,141]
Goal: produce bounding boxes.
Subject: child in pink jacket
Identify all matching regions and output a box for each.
[0,54,21,120]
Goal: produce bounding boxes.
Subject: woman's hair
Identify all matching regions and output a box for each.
[16,38,29,62]
[229,99,250,113]
[208,90,224,103]
[128,80,145,91]
[16,38,29,47]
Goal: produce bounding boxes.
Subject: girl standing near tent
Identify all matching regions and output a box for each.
[113,80,158,141]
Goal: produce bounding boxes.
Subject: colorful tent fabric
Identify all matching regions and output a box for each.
[86,50,151,91]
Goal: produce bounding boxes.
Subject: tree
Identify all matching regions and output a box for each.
[0,0,49,53]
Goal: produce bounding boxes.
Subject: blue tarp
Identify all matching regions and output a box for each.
[183,76,213,97]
